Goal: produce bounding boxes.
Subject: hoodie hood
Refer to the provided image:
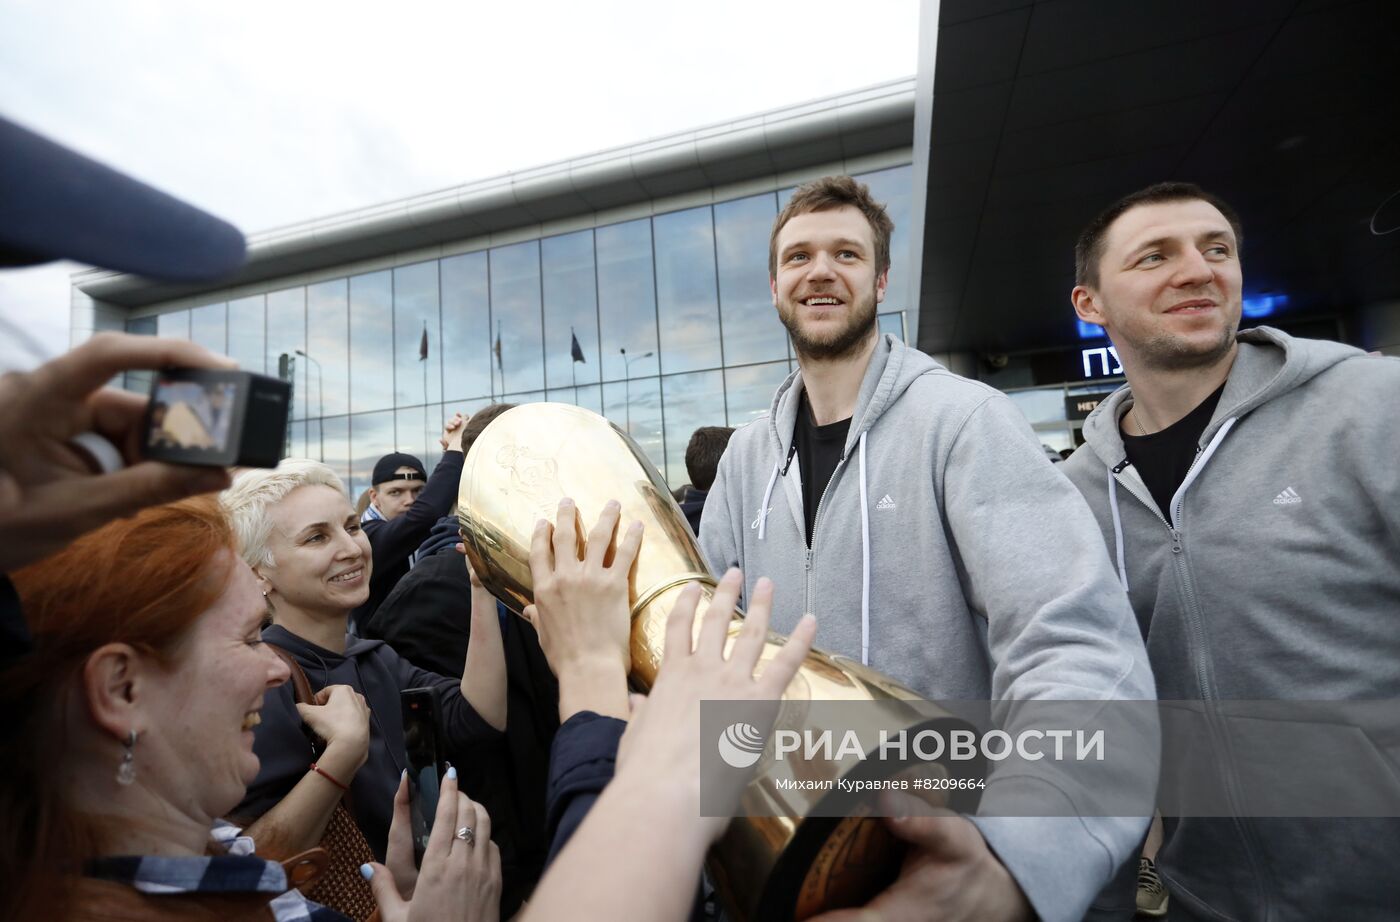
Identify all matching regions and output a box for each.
[767,333,942,461]
[262,622,385,666]
[1079,326,1364,468]
[416,514,464,560]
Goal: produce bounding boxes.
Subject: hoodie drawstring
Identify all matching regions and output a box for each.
[857,431,870,666]
[757,459,780,540]
[1105,416,1238,593]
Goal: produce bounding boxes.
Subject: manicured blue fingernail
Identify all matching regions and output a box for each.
[359,863,373,880]
[446,765,457,780]
[401,768,408,779]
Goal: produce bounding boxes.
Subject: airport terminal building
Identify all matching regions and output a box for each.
[71,80,921,495]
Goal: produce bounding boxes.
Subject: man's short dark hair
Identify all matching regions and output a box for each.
[685,426,734,491]
[1074,182,1244,287]
[770,175,895,278]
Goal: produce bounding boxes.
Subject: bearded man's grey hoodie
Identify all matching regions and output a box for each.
[1061,327,1400,922]
[700,334,1156,922]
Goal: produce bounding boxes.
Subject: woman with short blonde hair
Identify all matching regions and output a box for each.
[220,459,506,902]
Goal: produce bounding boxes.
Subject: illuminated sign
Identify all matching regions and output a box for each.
[1065,392,1117,421]
[1080,346,1123,379]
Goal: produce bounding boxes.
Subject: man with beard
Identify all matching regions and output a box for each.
[699,175,1155,922]
[1062,182,1400,921]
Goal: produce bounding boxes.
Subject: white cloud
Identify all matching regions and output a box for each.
[0,0,919,370]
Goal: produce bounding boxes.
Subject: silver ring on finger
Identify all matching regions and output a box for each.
[455,825,475,845]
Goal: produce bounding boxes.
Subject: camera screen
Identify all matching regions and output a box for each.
[148,377,239,453]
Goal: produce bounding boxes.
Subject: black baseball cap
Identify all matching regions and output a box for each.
[0,113,246,280]
[372,452,427,487]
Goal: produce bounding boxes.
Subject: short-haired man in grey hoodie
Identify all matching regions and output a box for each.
[1063,181,1400,920]
[699,175,1156,922]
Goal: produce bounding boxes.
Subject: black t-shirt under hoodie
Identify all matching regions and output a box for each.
[1120,383,1225,522]
[792,391,851,546]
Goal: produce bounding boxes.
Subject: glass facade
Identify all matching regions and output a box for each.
[126,164,913,496]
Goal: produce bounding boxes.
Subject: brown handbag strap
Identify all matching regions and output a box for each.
[268,644,315,705]
[266,641,354,813]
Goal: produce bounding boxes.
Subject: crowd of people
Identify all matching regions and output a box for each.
[1,111,1397,922]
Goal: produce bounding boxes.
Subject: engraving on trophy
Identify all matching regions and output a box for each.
[495,443,565,524]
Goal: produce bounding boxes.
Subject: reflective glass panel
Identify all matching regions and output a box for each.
[317,415,351,487]
[501,389,546,406]
[878,311,905,342]
[395,404,432,463]
[724,360,791,428]
[541,230,600,391]
[422,404,444,471]
[856,165,914,314]
[715,193,788,366]
[394,261,442,409]
[545,385,602,416]
[190,303,226,354]
[603,376,664,479]
[266,287,307,421]
[307,279,350,418]
[157,310,190,340]
[653,207,721,374]
[596,219,660,382]
[227,295,265,374]
[441,252,493,402]
[350,410,396,498]
[1006,388,1066,426]
[660,370,726,486]
[489,241,545,396]
[125,316,158,392]
[285,420,306,461]
[350,272,394,413]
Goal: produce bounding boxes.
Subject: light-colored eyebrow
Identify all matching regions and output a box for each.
[781,237,869,257]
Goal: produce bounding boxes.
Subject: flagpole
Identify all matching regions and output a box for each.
[496,320,504,397]
[571,327,578,405]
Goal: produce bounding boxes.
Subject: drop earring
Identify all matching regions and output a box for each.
[116,730,138,785]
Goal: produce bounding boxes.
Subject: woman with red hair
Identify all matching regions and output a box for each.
[0,495,486,921]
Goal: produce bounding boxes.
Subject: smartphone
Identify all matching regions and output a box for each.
[401,687,445,865]
[142,368,291,468]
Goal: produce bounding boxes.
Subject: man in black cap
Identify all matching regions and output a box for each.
[0,112,248,662]
[351,416,466,630]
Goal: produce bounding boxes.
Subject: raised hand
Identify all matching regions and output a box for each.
[296,683,371,772]
[524,497,643,720]
[614,568,816,846]
[0,332,236,572]
[367,767,502,922]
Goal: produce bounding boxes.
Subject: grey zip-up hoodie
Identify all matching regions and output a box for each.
[701,334,1156,922]
[1061,327,1400,921]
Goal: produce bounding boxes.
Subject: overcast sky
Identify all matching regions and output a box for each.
[0,0,920,371]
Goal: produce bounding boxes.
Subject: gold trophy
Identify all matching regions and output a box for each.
[458,403,973,920]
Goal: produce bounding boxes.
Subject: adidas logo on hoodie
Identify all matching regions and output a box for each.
[1272,486,1302,506]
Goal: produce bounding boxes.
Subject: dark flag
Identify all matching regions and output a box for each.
[418,323,428,361]
[493,327,503,372]
[571,329,586,364]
